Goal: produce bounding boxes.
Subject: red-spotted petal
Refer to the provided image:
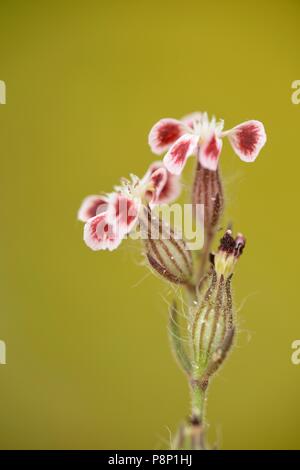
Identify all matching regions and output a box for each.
[163,134,198,175]
[110,193,140,234]
[145,161,181,204]
[148,167,168,205]
[181,112,202,130]
[226,120,266,162]
[199,134,223,171]
[83,213,123,251]
[78,195,109,222]
[148,118,184,154]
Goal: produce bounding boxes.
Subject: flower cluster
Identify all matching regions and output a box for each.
[79,111,266,254]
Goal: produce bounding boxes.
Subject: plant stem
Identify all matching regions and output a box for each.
[185,282,197,303]
[190,381,206,422]
[196,234,213,287]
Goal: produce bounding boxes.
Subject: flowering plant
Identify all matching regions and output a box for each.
[78,111,266,449]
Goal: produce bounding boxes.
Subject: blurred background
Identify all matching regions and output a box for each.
[0,0,299,450]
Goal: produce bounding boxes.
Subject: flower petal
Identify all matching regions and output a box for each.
[181,112,202,130]
[110,193,140,234]
[145,161,181,204]
[199,134,223,171]
[148,167,168,205]
[78,195,109,222]
[164,134,198,175]
[83,214,123,251]
[225,120,266,162]
[148,118,184,154]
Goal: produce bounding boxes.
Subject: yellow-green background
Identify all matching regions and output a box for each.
[0,0,299,450]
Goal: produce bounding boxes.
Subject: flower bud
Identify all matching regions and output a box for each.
[191,271,230,378]
[139,206,194,286]
[214,229,246,278]
[191,229,245,386]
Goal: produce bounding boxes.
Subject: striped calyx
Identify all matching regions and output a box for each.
[192,161,224,244]
[190,230,245,387]
[139,207,193,286]
[191,269,235,389]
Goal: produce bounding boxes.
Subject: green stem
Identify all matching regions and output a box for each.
[184,282,197,304]
[196,233,213,287]
[190,381,206,422]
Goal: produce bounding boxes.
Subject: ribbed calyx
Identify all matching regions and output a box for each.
[170,269,235,449]
[168,230,245,397]
[140,206,194,287]
[192,161,224,244]
[191,269,235,390]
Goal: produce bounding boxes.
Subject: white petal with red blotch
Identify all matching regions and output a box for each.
[149,167,168,206]
[78,195,109,222]
[148,118,185,154]
[109,193,140,235]
[83,213,123,251]
[225,120,266,162]
[199,134,223,171]
[181,112,202,130]
[163,134,198,175]
[145,161,181,204]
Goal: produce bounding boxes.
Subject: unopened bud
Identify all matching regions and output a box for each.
[214,229,246,278]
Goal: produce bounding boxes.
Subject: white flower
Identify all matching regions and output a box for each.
[148,112,266,172]
[78,161,181,251]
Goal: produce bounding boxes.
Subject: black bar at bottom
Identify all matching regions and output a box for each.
[0,450,299,466]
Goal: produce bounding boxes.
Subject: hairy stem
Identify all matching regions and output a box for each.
[196,235,213,287]
[190,382,206,422]
[184,282,197,303]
